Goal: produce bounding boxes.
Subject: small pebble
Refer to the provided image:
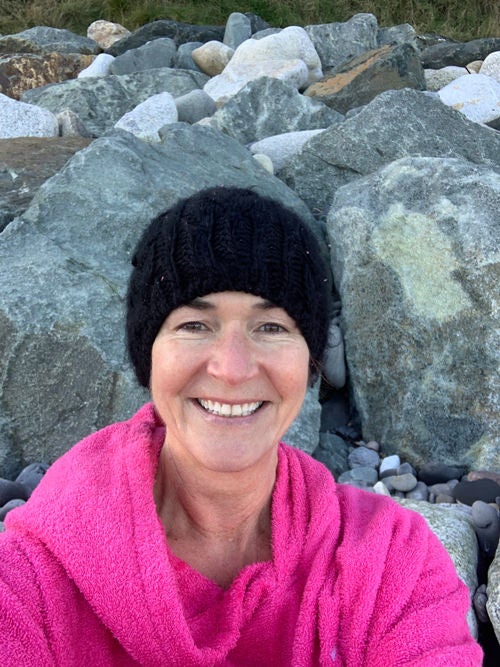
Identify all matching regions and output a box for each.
[471,500,500,557]
[364,440,380,452]
[0,479,29,506]
[350,466,379,485]
[397,462,416,476]
[435,493,455,504]
[348,446,380,469]
[384,473,418,493]
[452,479,500,505]
[418,462,466,485]
[338,467,378,486]
[379,454,400,475]
[15,462,49,495]
[0,498,25,521]
[405,481,429,501]
[428,482,456,497]
[373,481,391,496]
[473,584,489,623]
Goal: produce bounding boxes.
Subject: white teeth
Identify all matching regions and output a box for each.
[198,399,263,417]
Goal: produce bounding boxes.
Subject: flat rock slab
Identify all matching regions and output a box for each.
[0,137,91,231]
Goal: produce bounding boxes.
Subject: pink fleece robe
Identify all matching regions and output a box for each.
[0,404,482,666]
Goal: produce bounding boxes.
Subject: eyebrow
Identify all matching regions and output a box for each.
[187,297,277,310]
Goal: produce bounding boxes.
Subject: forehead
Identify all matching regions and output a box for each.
[181,292,278,311]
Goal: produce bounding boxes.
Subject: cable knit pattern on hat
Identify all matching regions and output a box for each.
[126,187,331,387]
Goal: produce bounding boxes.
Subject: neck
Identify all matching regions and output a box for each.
[154,441,277,586]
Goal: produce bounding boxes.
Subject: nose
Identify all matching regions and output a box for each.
[206,328,259,385]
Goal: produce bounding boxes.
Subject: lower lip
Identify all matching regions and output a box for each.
[192,399,265,423]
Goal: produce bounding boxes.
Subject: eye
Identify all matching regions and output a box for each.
[258,322,288,333]
[176,321,208,332]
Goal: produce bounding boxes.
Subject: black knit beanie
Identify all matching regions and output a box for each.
[126,187,331,388]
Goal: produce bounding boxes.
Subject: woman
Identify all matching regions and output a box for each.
[0,187,482,665]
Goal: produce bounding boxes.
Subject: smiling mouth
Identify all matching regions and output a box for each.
[197,399,263,417]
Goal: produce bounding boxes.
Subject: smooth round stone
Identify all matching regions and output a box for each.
[364,440,380,452]
[15,462,49,494]
[435,494,456,504]
[373,481,391,496]
[0,498,25,521]
[397,462,416,476]
[337,470,355,484]
[0,479,29,506]
[452,479,500,505]
[379,454,401,475]
[473,584,489,623]
[429,482,456,497]
[349,466,378,485]
[405,481,429,501]
[384,473,418,493]
[252,153,273,173]
[418,462,466,485]
[348,446,380,469]
[471,500,500,557]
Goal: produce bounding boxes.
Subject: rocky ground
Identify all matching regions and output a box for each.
[0,11,499,661]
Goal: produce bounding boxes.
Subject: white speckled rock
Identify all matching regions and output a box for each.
[438,73,500,124]
[466,60,483,73]
[78,53,115,78]
[192,41,234,76]
[0,93,58,138]
[424,66,468,92]
[229,26,322,85]
[480,51,500,83]
[204,60,309,105]
[379,454,401,475]
[251,153,274,174]
[114,92,178,142]
[373,480,391,496]
[250,129,325,172]
[87,20,131,49]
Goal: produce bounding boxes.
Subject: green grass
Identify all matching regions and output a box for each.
[0,0,498,41]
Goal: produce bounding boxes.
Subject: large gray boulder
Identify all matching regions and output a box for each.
[398,499,479,638]
[279,88,500,216]
[305,14,378,71]
[326,157,499,470]
[303,43,425,115]
[109,38,177,75]
[202,77,343,145]
[0,124,323,477]
[21,69,208,136]
[0,26,99,55]
[420,37,500,68]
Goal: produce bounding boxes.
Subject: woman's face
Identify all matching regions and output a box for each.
[151,291,310,473]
